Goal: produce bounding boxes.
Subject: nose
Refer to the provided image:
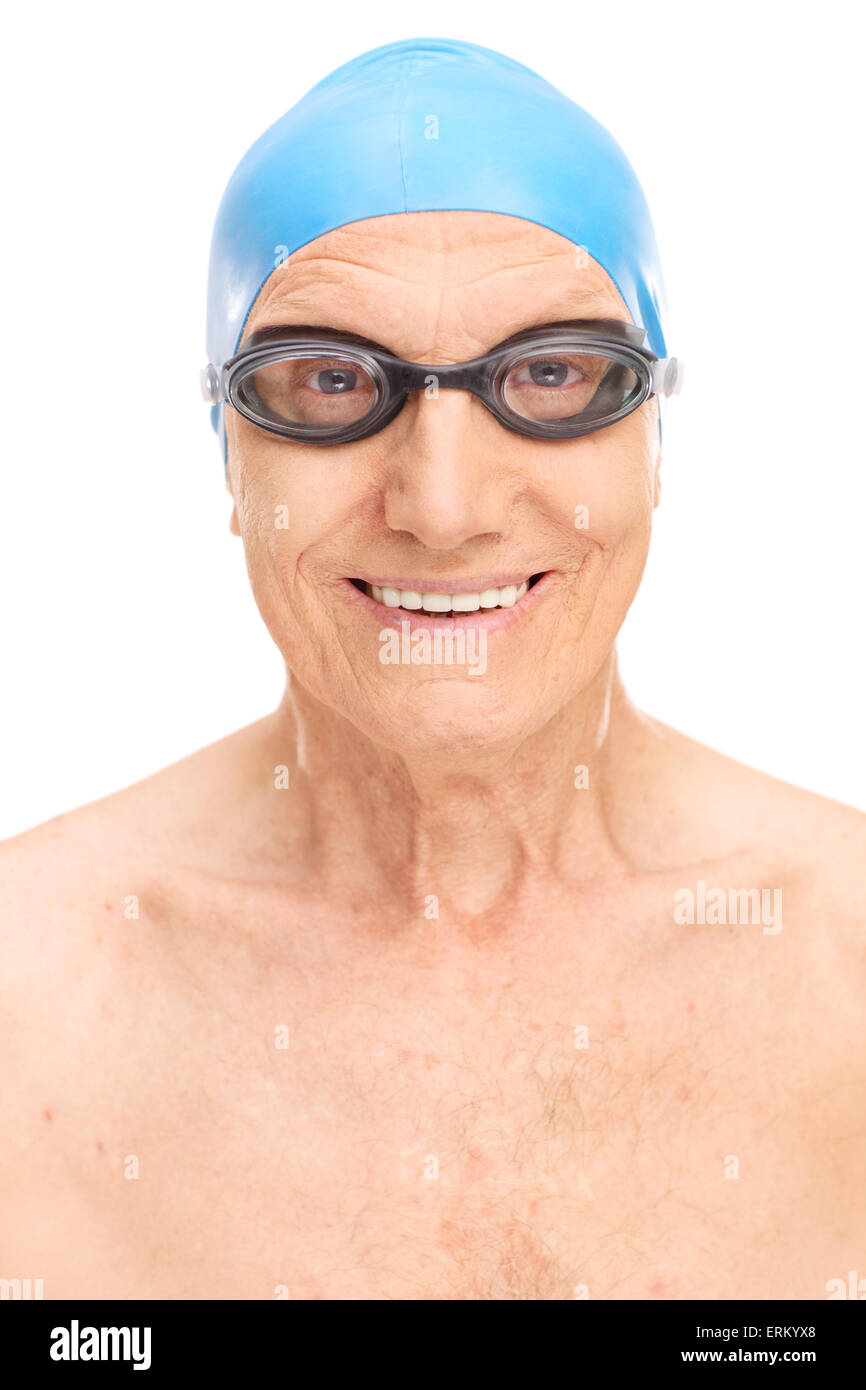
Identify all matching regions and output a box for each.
[382,389,514,549]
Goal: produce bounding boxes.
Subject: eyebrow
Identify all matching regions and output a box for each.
[240,317,641,358]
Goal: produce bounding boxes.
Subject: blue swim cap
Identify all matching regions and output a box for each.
[205,36,669,460]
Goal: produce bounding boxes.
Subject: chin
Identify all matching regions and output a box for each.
[347,677,551,758]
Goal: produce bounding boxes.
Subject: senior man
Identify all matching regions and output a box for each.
[1,38,863,1302]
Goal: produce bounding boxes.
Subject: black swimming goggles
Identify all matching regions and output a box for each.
[201,319,684,445]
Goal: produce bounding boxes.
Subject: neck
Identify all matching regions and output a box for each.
[256,650,656,924]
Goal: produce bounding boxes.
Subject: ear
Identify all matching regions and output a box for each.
[226,472,241,536]
[652,403,662,509]
[653,457,662,510]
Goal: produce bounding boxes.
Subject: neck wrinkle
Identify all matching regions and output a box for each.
[263,650,646,924]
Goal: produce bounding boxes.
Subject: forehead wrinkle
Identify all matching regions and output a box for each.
[250,256,624,334]
[267,240,619,294]
[245,230,631,356]
[245,289,632,360]
[257,209,622,291]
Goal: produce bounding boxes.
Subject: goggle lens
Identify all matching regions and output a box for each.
[501,350,642,424]
[238,353,380,429]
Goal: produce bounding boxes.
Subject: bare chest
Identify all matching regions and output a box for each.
[9,896,862,1302]
[38,986,858,1301]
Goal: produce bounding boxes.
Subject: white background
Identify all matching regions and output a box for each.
[1,0,863,837]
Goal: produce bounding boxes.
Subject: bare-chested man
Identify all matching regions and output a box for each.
[2,40,863,1302]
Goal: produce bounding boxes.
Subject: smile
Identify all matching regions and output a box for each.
[351,574,544,617]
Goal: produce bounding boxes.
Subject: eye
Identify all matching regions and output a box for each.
[302,363,361,395]
[242,354,379,427]
[502,351,611,423]
[514,358,587,389]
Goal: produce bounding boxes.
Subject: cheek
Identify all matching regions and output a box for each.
[227,429,381,683]
[580,477,653,556]
[229,423,337,582]
[554,420,655,562]
[226,453,311,648]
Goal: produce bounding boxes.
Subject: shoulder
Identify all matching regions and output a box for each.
[0,721,276,1157]
[639,714,865,875]
[0,717,278,1015]
[0,713,277,893]
[639,717,866,985]
[0,800,152,1068]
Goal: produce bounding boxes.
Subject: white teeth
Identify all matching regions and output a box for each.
[422,593,453,613]
[363,579,533,613]
[451,593,481,612]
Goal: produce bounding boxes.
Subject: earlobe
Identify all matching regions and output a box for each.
[229,505,241,536]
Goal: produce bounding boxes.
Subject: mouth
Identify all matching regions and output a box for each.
[348,573,546,618]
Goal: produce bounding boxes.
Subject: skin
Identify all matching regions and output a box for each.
[1,211,864,1301]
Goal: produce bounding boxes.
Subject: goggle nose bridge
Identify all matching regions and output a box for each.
[386,357,497,396]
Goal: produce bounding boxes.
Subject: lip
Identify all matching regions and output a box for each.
[351,572,536,595]
[340,570,556,633]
